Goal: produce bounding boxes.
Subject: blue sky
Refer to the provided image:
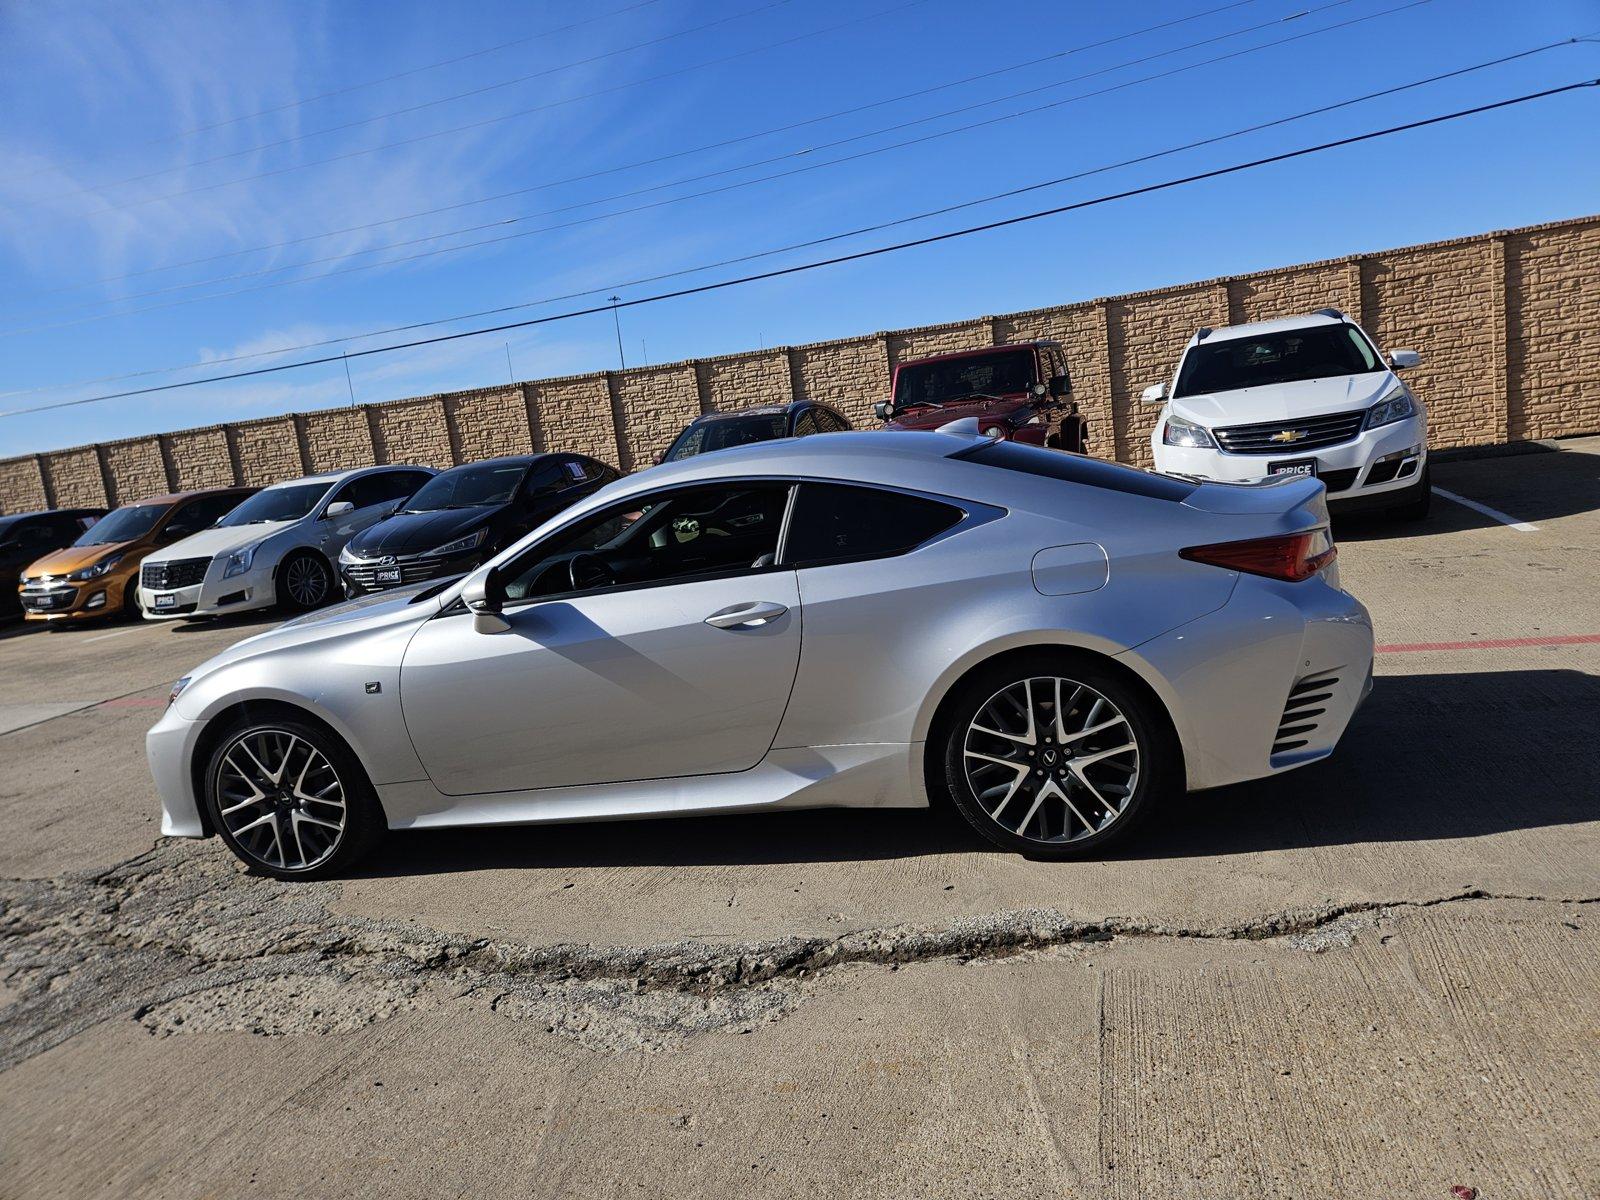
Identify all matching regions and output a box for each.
[0,0,1596,456]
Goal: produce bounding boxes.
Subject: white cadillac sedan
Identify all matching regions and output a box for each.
[147,431,1373,878]
[138,465,434,619]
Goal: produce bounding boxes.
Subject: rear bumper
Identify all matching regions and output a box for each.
[1121,571,1374,791]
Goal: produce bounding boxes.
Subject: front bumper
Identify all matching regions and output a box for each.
[139,557,276,619]
[1155,415,1426,502]
[18,575,127,620]
[1122,570,1374,792]
[147,704,209,837]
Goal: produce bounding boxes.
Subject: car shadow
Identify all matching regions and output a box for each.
[1335,441,1600,542]
[356,668,1598,874]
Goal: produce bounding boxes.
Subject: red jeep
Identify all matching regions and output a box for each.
[874,341,1086,450]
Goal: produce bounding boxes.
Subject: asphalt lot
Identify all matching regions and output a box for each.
[2,437,1598,1198]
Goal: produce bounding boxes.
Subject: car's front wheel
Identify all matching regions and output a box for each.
[1388,463,1432,521]
[938,654,1176,858]
[203,717,382,879]
[277,551,333,612]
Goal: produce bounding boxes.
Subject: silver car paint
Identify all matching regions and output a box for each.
[148,431,1373,840]
[138,465,434,619]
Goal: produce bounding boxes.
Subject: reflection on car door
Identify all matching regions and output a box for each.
[400,571,803,795]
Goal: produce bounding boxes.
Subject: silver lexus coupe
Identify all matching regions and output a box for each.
[147,430,1373,879]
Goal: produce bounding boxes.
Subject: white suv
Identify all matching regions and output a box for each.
[1145,309,1428,518]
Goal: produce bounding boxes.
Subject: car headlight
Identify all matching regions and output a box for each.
[168,676,192,706]
[428,528,489,557]
[1162,413,1217,449]
[1365,386,1415,429]
[222,543,258,579]
[67,553,122,581]
[338,543,361,565]
[982,424,1007,439]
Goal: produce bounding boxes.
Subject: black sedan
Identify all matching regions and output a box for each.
[338,453,619,596]
[661,400,851,463]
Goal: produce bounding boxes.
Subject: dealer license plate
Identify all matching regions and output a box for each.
[375,566,402,585]
[153,593,176,608]
[1268,458,1318,478]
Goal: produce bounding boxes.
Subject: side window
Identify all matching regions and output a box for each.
[165,494,236,538]
[341,472,420,510]
[15,521,55,550]
[499,482,791,603]
[793,409,820,437]
[820,408,850,432]
[784,484,964,568]
[522,462,567,498]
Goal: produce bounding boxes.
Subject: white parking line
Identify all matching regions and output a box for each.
[1431,487,1539,533]
[81,628,138,644]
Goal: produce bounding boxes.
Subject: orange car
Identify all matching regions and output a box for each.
[18,488,255,622]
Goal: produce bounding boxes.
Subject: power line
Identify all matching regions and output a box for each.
[1,37,1574,401]
[3,0,1429,336]
[53,0,935,215]
[5,79,1592,423]
[26,0,1270,295]
[0,0,673,185]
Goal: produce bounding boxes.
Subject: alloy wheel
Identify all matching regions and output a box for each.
[216,728,347,871]
[285,555,329,607]
[962,676,1140,845]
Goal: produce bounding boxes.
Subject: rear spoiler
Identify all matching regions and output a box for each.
[1180,473,1328,519]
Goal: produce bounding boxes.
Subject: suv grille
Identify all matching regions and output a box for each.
[1273,674,1339,753]
[342,554,453,591]
[142,557,209,590]
[1214,410,1366,454]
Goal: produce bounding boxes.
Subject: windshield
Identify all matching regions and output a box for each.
[216,482,330,526]
[663,413,787,462]
[402,462,527,511]
[74,504,166,546]
[893,349,1036,410]
[1175,324,1383,397]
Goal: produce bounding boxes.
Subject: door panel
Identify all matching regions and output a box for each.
[401,571,802,795]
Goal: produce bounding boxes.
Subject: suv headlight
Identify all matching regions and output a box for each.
[1365,386,1415,429]
[1162,413,1217,449]
[67,553,122,581]
[429,528,488,557]
[222,543,257,579]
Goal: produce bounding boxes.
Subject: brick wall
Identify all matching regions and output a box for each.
[3,215,1596,515]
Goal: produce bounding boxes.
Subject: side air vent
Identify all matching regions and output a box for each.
[1273,674,1339,753]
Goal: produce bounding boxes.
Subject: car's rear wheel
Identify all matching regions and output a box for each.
[938,655,1175,858]
[277,551,333,612]
[203,717,382,880]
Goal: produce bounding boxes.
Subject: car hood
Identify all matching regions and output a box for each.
[1170,372,1396,427]
[178,582,444,700]
[886,395,1030,431]
[153,520,295,562]
[348,506,497,557]
[22,539,140,579]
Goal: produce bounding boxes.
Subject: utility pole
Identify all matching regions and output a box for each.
[342,352,356,407]
[505,343,515,385]
[608,296,626,370]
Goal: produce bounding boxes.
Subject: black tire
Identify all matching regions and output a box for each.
[120,578,141,621]
[203,715,383,880]
[937,652,1177,859]
[1388,463,1431,521]
[276,550,334,613]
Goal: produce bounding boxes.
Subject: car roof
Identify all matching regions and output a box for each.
[122,486,257,507]
[630,429,978,490]
[895,342,1055,369]
[1193,311,1348,346]
[437,454,537,472]
[693,402,802,423]
[0,507,104,524]
[260,464,429,490]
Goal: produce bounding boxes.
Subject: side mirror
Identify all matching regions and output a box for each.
[1049,373,1070,398]
[1140,383,1167,404]
[1389,349,1421,370]
[873,400,892,422]
[463,568,510,634]
[324,500,355,519]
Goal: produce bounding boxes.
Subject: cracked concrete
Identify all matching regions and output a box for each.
[3,441,1600,1198]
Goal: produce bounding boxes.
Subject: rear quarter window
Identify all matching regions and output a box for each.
[957,440,1196,501]
[784,483,965,567]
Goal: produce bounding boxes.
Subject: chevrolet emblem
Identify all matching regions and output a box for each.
[1269,429,1307,444]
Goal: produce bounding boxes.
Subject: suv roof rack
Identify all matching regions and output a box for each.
[1313,307,1345,320]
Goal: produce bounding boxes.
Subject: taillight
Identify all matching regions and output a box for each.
[1179,529,1335,582]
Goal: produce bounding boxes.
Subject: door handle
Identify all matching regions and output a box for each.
[704,601,788,629]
